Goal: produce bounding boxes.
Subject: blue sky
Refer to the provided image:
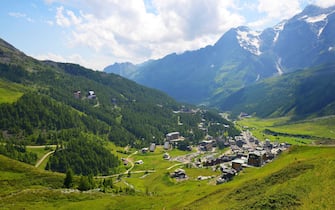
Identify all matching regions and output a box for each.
[1,0,335,70]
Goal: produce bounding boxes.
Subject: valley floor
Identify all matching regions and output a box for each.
[1,117,335,209]
[1,144,335,209]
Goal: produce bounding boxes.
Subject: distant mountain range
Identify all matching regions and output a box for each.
[104,5,335,118]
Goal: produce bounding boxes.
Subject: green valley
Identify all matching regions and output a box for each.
[1,142,335,209]
[1,14,335,209]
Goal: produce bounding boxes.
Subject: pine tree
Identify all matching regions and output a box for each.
[78,175,90,191]
[63,168,74,188]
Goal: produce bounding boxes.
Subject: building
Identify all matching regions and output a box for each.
[170,168,187,179]
[87,90,96,99]
[248,151,266,167]
[163,141,170,150]
[73,90,81,99]
[199,140,215,151]
[163,153,170,160]
[166,132,180,141]
[232,159,244,172]
[141,148,149,153]
[149,143,156,152]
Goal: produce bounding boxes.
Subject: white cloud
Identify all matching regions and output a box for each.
[253,0,302,28]
[312,0,335,8]
[8,12,34,22]
[257,0,302,18]
[34,52,67,62]
[44,0,335,70]
[48,0,245,69]
[33,52,103,70]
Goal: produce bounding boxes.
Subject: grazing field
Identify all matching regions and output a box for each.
[0,80,24,103]
[237,116,335,145]
[1,144,335,209]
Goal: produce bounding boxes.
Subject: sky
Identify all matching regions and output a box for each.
[1,0,335,70]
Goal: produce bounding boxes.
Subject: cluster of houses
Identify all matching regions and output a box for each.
[138,128,290,184]
[198,131,290,184]
[73,90,96,99]
[163,130,289,183]
[141,132,185,154]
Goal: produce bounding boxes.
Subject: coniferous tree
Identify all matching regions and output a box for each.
[63,168,74,188]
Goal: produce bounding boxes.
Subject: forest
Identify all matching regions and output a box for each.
[46,137,120,176]
[0,53,240,175]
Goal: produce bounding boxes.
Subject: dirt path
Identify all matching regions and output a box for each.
[125,151,137,173]
[27,145,57,149]
[35,150,54,168]
[167,163,184,170]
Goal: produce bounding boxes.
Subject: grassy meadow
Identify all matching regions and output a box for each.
[237,116,335,145]
[0,79,24,104]
[1,143,335,209]
[1,116,335,209]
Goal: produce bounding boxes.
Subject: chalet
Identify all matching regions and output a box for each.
[73,90,81,99]
[141,148,149,153]
[236,139,244,148]
[248,151,267,167]
[149,143,156,152]
[170,168,187,179]
[217,168,237,184]
[87,90,96,99]
[239,112,250,118]
[163,153,170,160]
[263,139,272,149]
[231,159,244,172]
[166,132,180,141]
[163,141,170,150]
[166,132,185,147]
[199,139,215,151]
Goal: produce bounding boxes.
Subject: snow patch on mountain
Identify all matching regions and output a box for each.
[276,58,284,75]
[273,21,286,43]
[236,28,262,56]
[304,13,328,23]
[300,11,335,38]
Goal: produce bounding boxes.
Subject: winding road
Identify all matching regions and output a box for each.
[35,150,55,168]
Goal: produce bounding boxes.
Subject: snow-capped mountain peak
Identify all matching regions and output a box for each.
[236,27,262,56]
[298,6,335,38]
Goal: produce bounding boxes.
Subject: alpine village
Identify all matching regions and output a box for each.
[1,3,335,210]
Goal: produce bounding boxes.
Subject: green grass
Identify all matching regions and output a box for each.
[25,146,56,169]
[183,146,335,209]
[1,144,335,209]
[0,79,24,103]
[237,116,335,145]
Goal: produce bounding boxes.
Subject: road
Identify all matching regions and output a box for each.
[27,145,57,149]
[125,151,137,173]
[35,150,55,168]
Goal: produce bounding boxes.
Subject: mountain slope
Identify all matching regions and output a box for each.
[0,37,239,172]
[217,63,335,119]
[0,38,176,174]
[105,5,335,107]
[1,145,335,209]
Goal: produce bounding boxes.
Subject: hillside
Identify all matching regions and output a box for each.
[105,5,335,112]
[0,37,239,175]
[1,145,334,209]
[217,63,335,119]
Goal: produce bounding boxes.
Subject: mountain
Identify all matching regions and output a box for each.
[0,37,239,174]
[104,5,335,107]
[217,63,335,119]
